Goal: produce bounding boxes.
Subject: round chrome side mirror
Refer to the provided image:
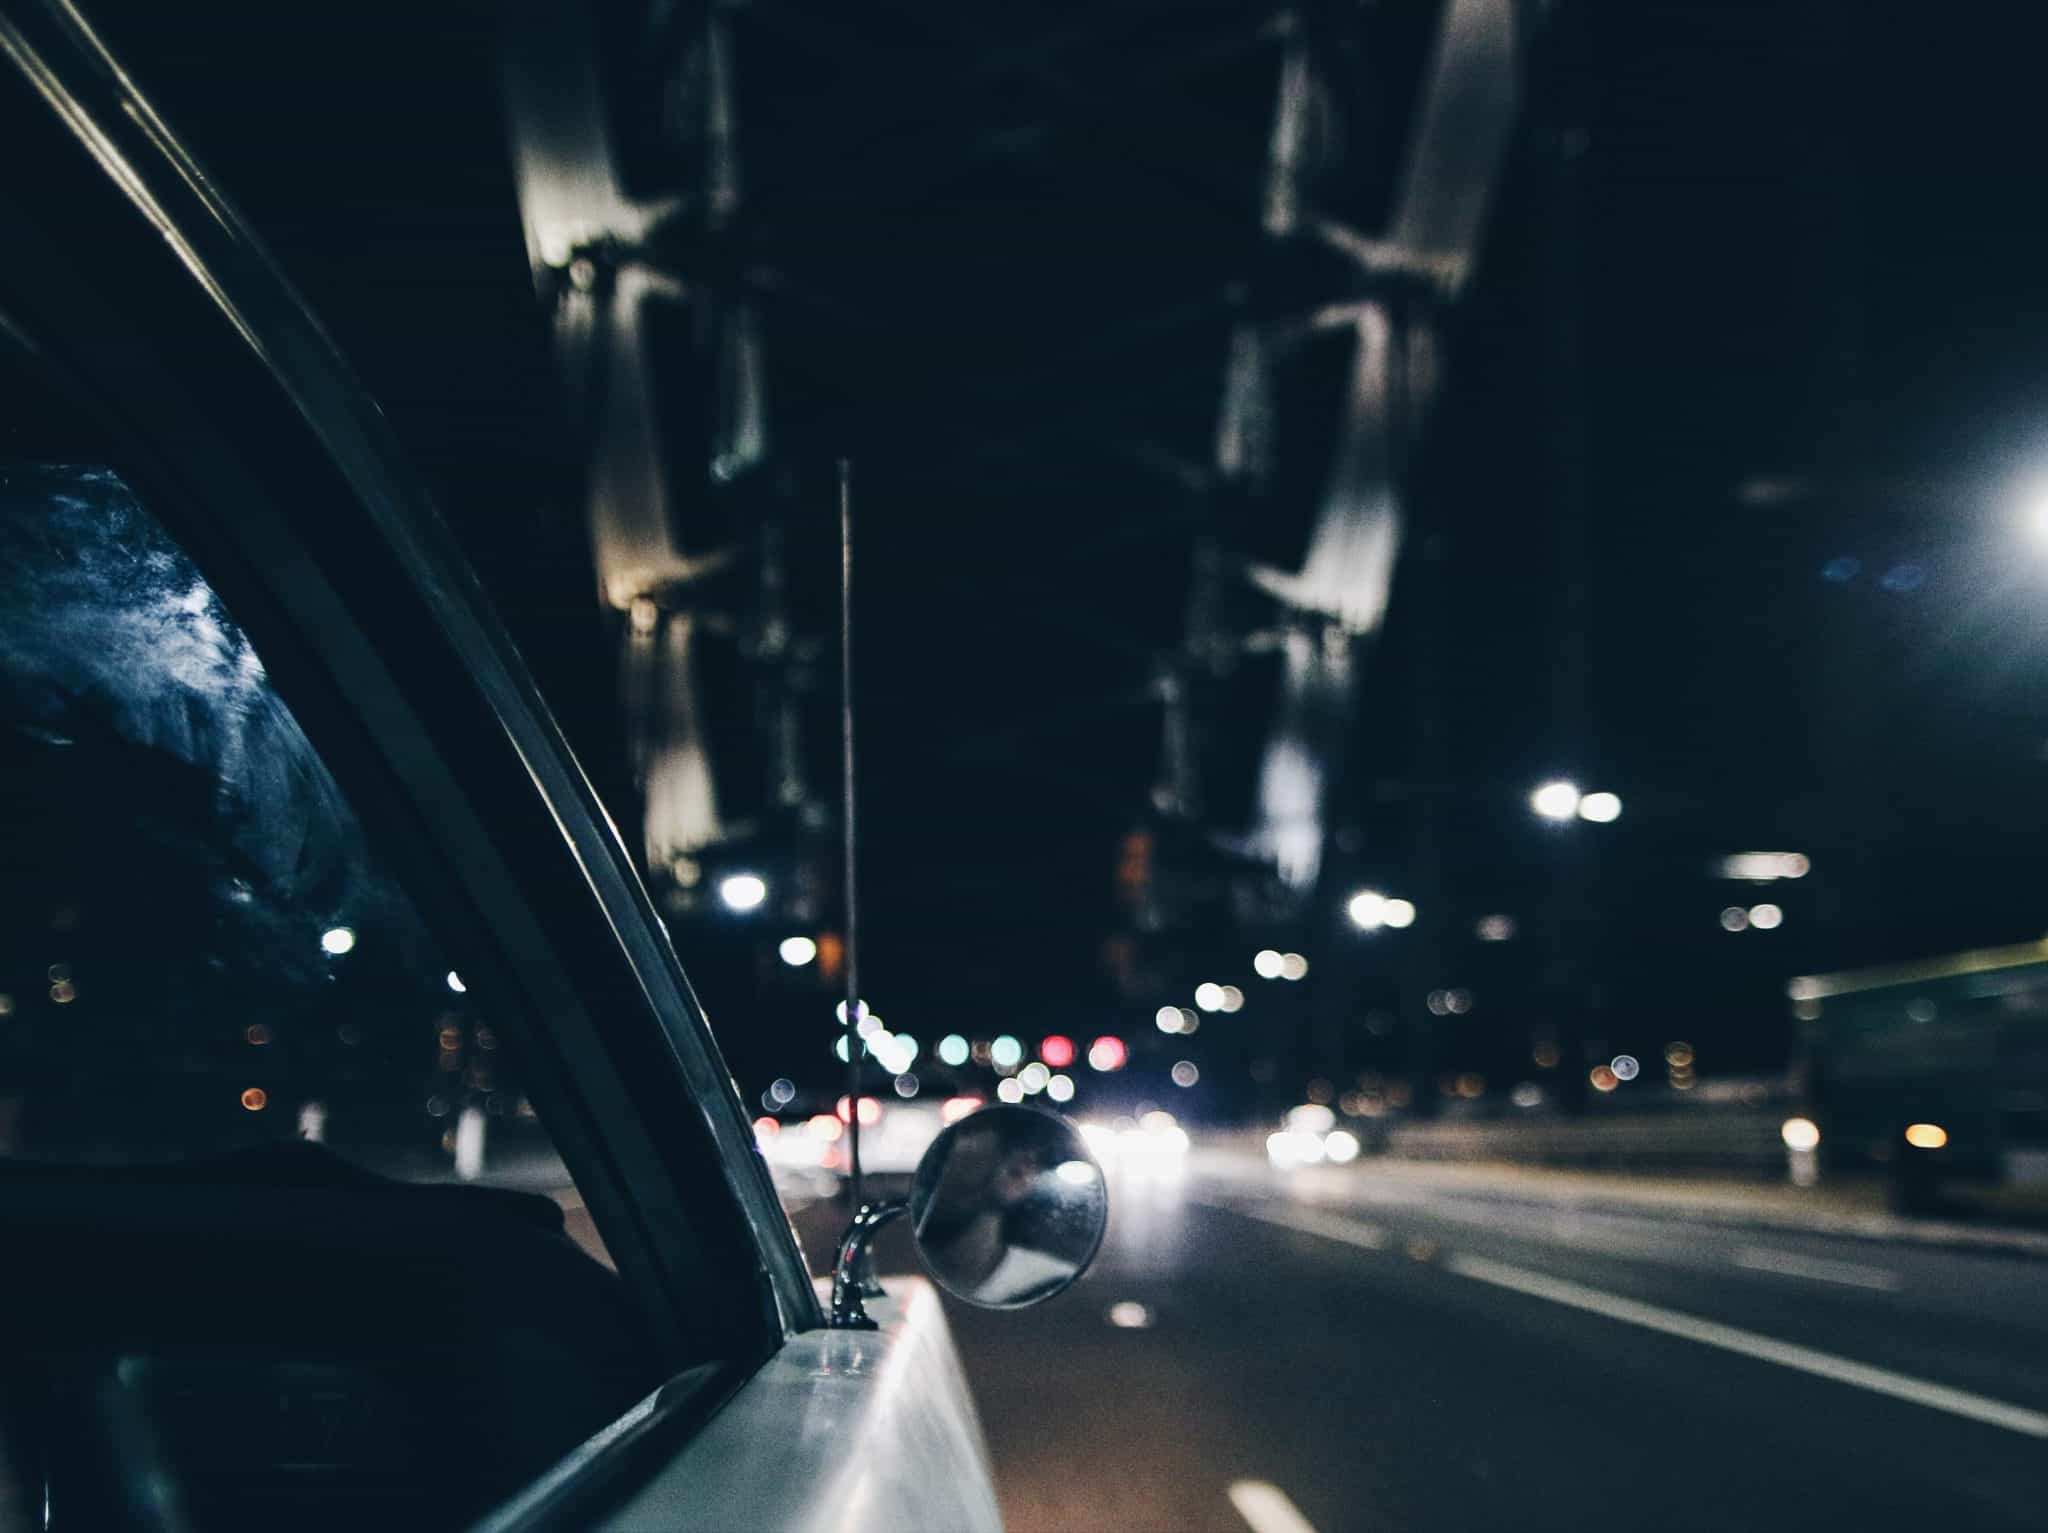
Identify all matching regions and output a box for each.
[905,1105,1108,1309]
[827,1104,1108,1326]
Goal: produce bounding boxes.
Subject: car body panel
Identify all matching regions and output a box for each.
[597,1278,1002,1533]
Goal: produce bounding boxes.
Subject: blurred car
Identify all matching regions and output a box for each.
[841,1097,951,1176]
[1080,1110,1192,1178]
[1265,1104,1363,1169]
[756,1094,984,1202]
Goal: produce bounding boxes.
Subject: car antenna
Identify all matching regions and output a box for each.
[838,457,864,1214]
[827,458,889,1328]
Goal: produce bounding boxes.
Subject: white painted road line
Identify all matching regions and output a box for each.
[1198,1197,1387,1250]
[1444,1252,2048,1439]
[1541,1219,1709,1267]
[1732,1244,1903,1291]
[1228,1479,1321,1533]
[1203,1189,2045,1437]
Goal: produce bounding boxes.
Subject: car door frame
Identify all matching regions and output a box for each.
[0,0,827,1507]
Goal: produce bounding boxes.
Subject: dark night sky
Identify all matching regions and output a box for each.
[72,0,2048,1101]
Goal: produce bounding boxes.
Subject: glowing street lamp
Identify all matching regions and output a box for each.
[1577,791,1622,823]
[719,873,768,912]
[2021,479,2048,547]
[1533,780,1622,824]
[1349,891,1416,931]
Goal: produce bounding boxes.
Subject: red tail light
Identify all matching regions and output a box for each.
[836,1095,883,1126]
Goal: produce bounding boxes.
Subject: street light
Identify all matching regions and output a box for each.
[1349,890,1415,930]
[1720,852,1809,881]
[2022,480,2048,546]
[1532,781,1622,823]
[1577,791,1622,823]
[1347,891,1387,929]
[718,872,768,912]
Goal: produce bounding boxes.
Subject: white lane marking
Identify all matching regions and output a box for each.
[1228,1479,1321,1533]
[1212,1188,1909,1295]
[1444,1252,2048,1439]
[1205,1191,2036,1436]
[1733,1245,1902,1291]
[1197,1197,1386,1250]
[1545,1220,1706,1266]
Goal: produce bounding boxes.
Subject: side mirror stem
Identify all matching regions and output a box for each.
[828,1199,906,1329]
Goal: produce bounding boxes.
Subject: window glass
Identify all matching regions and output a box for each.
[0,367,647,1529]
[0,460,583,1203]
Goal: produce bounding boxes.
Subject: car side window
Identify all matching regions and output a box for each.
[0,460,586,1207]
[0,401,653,1527]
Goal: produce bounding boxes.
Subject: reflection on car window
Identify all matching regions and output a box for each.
[0,461,575,1203]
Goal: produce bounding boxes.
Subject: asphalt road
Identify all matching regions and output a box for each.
[792,1147,2048,1533]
